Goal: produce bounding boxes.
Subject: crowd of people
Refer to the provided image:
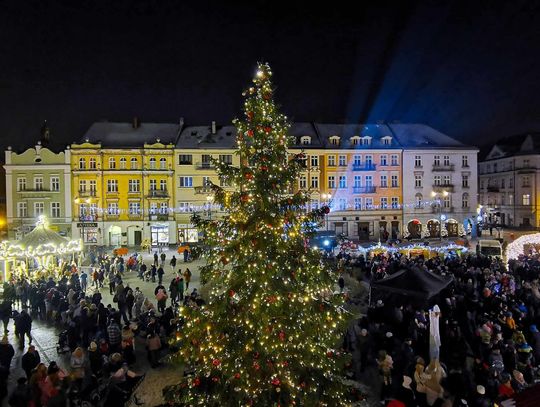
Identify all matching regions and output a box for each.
[0,249,203,407]
[339,248,540,406]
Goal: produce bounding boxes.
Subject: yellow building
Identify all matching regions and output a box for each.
[70,120,179,246]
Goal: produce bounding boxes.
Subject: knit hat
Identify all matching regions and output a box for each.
[88,341,97,352]
[477,385,485,395]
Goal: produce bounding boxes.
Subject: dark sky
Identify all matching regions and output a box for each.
[1,0,540,153]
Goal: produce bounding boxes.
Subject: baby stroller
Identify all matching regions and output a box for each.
[57,329,70,353]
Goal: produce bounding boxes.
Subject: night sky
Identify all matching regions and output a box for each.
[1,0,540,153]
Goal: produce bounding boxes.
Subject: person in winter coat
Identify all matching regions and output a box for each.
[170,255,177,272]
[70,347,86,380]
[0,336,14,371]
[21,345,40,379]
[125,289,135,320]
[7,377,31,407]
[88,342,103,376]
[157,266,165,285]
[156,288,168,313]
[146,332,161,368]
[183,268,192,290]
[151,265,157,282]
[529,324,540,363]
[177,277,185,301]
[169,278,178,305]
[14,310,32,349]
[0,300,12,334]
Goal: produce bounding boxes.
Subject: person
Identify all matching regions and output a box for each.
[0,299,12,333]
[80,270,88,292]
[338,275,345,293]
[183,247,190,262]
[126,289,135,320]
[377,350,393,401]
[70,347,86,381]
[139,263,147,280]
[153,252,158,266]
[146,332,161,368]
[8,377,31,407]
[169,278,178,305]
[21,345,40,379]
[0,336,14,372]
[14,309,32,349]
[122,325,136,365]
[157,266,165,285]
[156,287,168,313]
[177,277,185,302]
[184,268,192,290]
[107,318,122,354]
[170,255,177,272]
[160,251,166,266]
[151,264,157,283]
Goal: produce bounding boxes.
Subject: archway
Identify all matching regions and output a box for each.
[446,219,459,237]
[427,219,440,238]
[407,219,422,239]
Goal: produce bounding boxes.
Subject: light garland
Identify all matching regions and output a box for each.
[506,233,540,262]
[339,242,468,255]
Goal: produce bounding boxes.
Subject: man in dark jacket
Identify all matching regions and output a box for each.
[8,377,31,407]
[14,310,32,349]
[21,345,40,379]
[0,337,14,371]
[0,300,12,333]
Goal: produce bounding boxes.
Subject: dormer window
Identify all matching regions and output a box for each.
[329,136,340,146]
[362,136,372,146]
[381,136,392,145]
[300,136,311,145]
[350,136,361,146]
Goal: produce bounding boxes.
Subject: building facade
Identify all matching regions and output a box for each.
[479,134,540,228]
[4,142,72,238]
[396,124,479,239]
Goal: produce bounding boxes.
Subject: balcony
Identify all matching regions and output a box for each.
[105,214,119,221]
[432,164,455,172]
[432,185,454,193]
[78,190,97,197]
[353,186,376,194]
[147,190,169,198]
[178,161,193,165]
[487,186,500,192]
[78,215,98,222]
[432,206,455,214]
[128,213,143,220]
[196,162,214,170]
[18,188,51,193]
[352,163,376,171]
[194,186,213,194]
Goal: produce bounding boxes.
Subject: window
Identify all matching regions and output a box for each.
[299,175,307,189]
[365,197,373,208]
[443,155,450,166]
[149,157,156,169]
[523,176,530,187]
[107,202,119,215]
[50,177,60,191]
[51,202,60,218]
[501,179,505,189]
[329,136,340,145]
[179,155,192,165]
[380,175,388,188]
[300,136,311,145]
[79,158,86,169]
[391,197,399,209]
[362,137,371,146]
[327,155,336,167]
[380,155,387,166]
[337,198,346,210]
[17,202,27,218]
[160,180,167,190]
[338,155,347,167]
[462,155,469,167]
[107,179,118,193]
[149,203,157,214]
[179,202,193,212]
[108,157,116,169]
[354,198,362,210]
[434,155,441,166]
[328,176,335,189]
[128,180,140,193]
[509,178,513,188]
[160,158,167,169]
[462,193,469,208]
[338,175,347,189]
[179,176,193,187]
[391,175,398,188]
[353,155,361,166]
[34,202,44,216]
[150,180,157,191]
[523,194,531,205]
[443,195,451,208]
[508,194,514,205]
[493,163,498,172]
[365,155,373,166]
[443,175,451,185]
[79,180,86,192]
[130,157,138,169]
[219,155,233,165]
[17,178,26,191]
[88,180,95,192]
[365,175,373,187]
[383,137,392,145]
[354,175,362,187]
[391,155,398,166]
[380,197,388,209]
[201,154,212,168]
[120,158,127,169]
[160,202,168,214]
[462,175,469,188]
[415,156,422,167]
[89,158,96,169]
[202,176,211,186]
[415,193,423,207]
[351,137,360,146]
[415,175,422,188]
[311,176,319,189]
[34,177,43,191]
[310,155,319,167]
[129,202,140,215]
[434,175,441,186]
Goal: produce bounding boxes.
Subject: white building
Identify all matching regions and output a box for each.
[479,133,540,228]
[392,124,479,239]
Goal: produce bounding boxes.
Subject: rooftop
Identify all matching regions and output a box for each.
[81,122,181,148]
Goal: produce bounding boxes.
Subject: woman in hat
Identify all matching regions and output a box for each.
[70,347,86,381]
[88,341,103,375]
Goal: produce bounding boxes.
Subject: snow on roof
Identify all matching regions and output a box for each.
[82,122,180,147]
[388,123,472,149]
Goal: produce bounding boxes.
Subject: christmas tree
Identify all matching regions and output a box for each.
[165,63,354,406]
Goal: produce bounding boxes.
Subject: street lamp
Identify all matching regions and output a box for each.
[321,193,332,231]
[431,190,448,241]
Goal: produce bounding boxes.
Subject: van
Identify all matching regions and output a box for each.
[478,239,503,258]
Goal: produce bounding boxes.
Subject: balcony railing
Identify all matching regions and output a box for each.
[432,164,455,171]
[353,186,376,193]
[352,163,376,171]
[78,190,97,197]
[18,188,51,193]
[432,185,454,193]
[128,213,143,220]
[149,214,170,221]
[194,186,213,194]
[196,162,214,170]
[432,206,455,213]
[105,213,119,220]
[147,190,169,198]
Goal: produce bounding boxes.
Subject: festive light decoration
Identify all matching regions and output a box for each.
[506,233,540,262]
[342,242,468,255]
[163,63,356,405]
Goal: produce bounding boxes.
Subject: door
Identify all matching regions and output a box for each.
[357,222,369,240]
[391,221,399,239]
[134,230,142,246]
[407,221,422,239]
[427,220,440,238]
[446,221,458,237]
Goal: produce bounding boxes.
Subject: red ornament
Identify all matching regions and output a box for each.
[240,194,249,203]
[263,93,271,100]
[282,361,289,367]
[319,304,325,311]
[229,290,235,297]
[254,352,260,359]
[323,206,330,214]
[247,111,254,120]
[326,351,333,358]
[212,359,221,367]
[246,129,254,137]
[193,377,201,387]
[271,378,281,386]
[253,362,260,370]
[234,373,241,379]
[212,376,219,383]
[245,172,254,180]
[261,165,268,171]
[300,382,306,388]
[264,126,272,133]
[279,331,286,341]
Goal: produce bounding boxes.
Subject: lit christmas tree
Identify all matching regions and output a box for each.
[165,63,355,406]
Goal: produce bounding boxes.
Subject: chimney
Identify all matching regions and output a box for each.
[132,116,140,129]
[211,121,217,135]
[40,120,50,144]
